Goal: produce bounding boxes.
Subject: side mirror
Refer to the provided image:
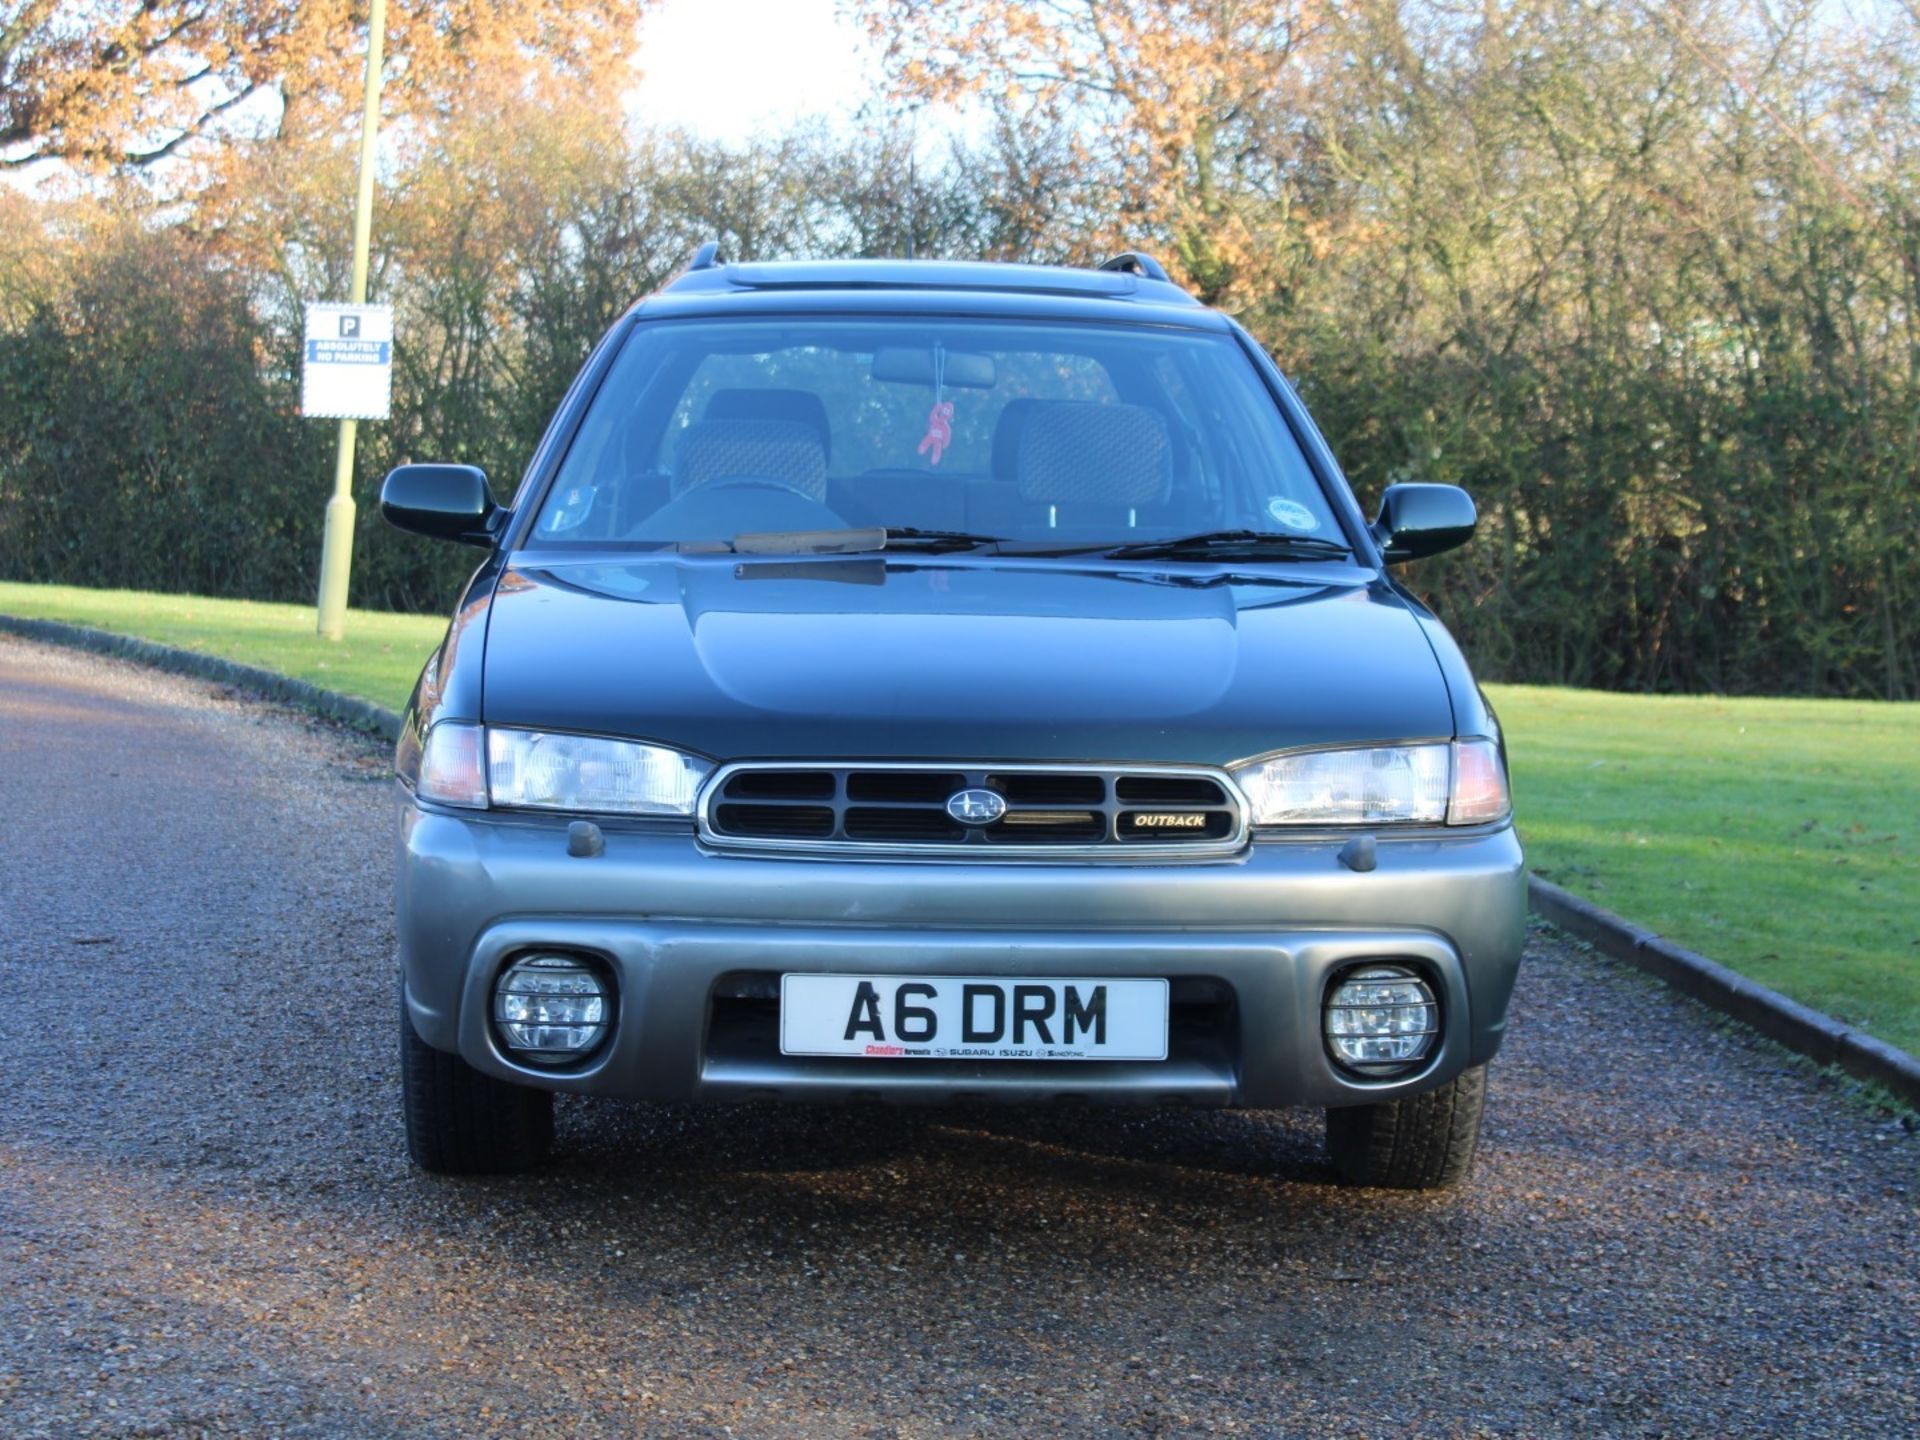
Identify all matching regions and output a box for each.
[1373,482,1477,563]
[379,464,502,548]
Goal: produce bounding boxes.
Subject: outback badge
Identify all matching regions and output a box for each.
[1130,813,1208,830]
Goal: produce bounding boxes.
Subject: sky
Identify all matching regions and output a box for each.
[627,0,897,144]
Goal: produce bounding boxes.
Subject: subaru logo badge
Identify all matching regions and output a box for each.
[946,788,1007,825]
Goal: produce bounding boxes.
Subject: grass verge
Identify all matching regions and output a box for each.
[0,581,441,714]
[3,581,1915,1054]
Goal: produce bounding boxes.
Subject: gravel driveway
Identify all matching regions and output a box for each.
[0,633,1914,1438]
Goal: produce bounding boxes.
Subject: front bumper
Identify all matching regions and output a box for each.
[397,803,1527,1109]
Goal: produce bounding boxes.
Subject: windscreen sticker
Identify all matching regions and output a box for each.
[540,484,598,534]
[1266,497,1319,532]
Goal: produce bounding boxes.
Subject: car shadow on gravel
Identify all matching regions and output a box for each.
[452,1096,1370,1246]
[554,1096,1336,1187]
[385,1098,1405,1316]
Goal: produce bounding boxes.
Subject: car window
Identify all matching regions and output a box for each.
[531,317,1339,548]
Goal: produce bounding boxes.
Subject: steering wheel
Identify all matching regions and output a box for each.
[690,474,823,504]
[627,473,847,542]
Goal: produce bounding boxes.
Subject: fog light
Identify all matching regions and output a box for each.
[1325,965,1438,1073]
[493,954,610,1064]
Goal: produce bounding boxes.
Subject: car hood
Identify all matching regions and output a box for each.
[480,555,1455,765]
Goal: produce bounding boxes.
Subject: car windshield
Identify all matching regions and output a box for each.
[528,316,1344,552]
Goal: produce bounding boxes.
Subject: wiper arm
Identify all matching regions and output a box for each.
[1097,529,1352,561]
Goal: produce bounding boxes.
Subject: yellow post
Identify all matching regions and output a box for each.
[316,0,390,640]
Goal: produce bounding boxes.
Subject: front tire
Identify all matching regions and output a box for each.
[1326,1064,1487,1190]
[400,997,554,1174]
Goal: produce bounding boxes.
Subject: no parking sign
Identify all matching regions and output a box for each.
[301,302,393,420]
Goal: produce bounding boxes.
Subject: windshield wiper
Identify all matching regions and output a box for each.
[684,526,1003,557]
[693,527,1336,560]
[1094,529,1352,562]
[879,527,1004,551]
[725,528,884,554]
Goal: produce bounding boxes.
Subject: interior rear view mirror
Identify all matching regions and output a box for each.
[871,346,997,389]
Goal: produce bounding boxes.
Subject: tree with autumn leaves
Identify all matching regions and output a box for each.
[856,0,1323,312]
[0,0,643,170]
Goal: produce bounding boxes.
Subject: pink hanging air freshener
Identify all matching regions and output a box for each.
[916,342,954,465]
[917,399,954,465]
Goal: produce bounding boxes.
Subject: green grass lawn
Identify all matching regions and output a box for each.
[3,580,1916,1055]
[1488,685,1919,1055]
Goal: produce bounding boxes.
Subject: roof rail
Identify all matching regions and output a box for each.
[686,240,724,272]
[1096,251,1172,283]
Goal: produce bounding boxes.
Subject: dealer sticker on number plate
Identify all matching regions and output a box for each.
[779,974,1169,1061]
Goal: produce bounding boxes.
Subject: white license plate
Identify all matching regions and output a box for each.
[779,974,1169,1061]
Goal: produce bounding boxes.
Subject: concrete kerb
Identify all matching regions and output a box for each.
[5,608,1916,1108]
[1528,875,1920,1108]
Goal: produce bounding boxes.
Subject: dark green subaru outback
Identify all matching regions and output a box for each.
[382,249,1525,1190]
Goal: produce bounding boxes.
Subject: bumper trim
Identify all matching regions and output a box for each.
[431,919,1479,1109]
[698,1056,1237,1106]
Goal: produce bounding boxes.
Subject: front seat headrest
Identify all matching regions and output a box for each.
[1015,401,1172,507]
[672,419,828,503]
[990,398,1047,479]
[704,388,832,462]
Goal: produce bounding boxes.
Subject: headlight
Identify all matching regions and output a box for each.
[410,721,711,816]
[487,727,710,815]
[1231,739,1508,827]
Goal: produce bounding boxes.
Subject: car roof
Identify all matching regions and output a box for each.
[631,256,1227,330]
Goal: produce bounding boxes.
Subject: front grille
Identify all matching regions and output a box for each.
[712,802,834,838]
[699,763,1246,855]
